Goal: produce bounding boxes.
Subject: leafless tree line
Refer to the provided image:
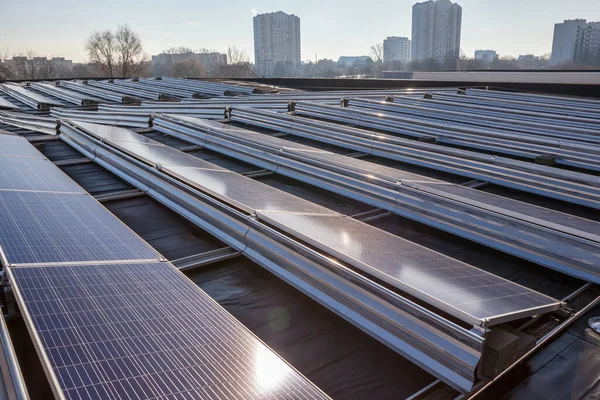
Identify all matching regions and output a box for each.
[86,25,148,78]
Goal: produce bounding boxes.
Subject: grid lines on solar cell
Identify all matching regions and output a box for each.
[0,156,85,193]
[257,212,560,324]
[0,134,46,159]
[0,191,161,265]
[10,263,329,400]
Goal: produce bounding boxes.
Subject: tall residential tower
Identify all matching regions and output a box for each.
[253,11,301,77]
[411,0,462,64]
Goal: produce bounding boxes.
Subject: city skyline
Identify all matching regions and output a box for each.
[1,0,600,63]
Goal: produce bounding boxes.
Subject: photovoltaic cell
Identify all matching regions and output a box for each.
[0,134,47,159]
[257,212,561,325]
[9,262,329,400]
[0,156,85,193]
[0,191,161,265]
[163,165,342,215]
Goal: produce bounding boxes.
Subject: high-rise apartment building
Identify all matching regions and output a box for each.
[253,11,301,77]
[383,37,411,64]
[574,22,600,66]
[411,0,462,63]
[551,19,587,66]
[551,19,600,66]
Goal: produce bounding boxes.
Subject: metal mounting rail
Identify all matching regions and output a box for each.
[464,88,600,110]
[431,92,600,120]
[171,247,241,271]
[58,81,138,103]
[59,122,490,392]
[293,102,600,172]
[86,80,166,101]
[0,84,63,110]
[228,107,600,210]
[418,93,600,131]
[151,114,600,283]
[29,83,103,106]
[349,97,600,145]
[0,313,29,400]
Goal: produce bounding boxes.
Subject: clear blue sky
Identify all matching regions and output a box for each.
[1,0,599,62]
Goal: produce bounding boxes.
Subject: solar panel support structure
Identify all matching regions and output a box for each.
[60,122,567,393]
[0,313,29,400]
[150,114,600,284]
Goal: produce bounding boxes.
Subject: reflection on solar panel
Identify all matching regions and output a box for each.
[412,182,600,242]
[0,191,161,265]
[163,165,342,215]
[71,120,228,170]
[72,121,157,145]
[0,134,47,159]
[283,149,442,184]
[0,156,85,193]
[257,212,561,326]
[10,262,328,400]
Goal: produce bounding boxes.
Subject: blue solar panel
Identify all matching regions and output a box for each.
[0,191,161,265]
[0,134,46,159]
[9,262,329,400]
[0,156,85,193]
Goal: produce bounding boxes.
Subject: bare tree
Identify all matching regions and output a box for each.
[173,59,207,78]
[163,47,194,55]
[86,30,117,77]
[86,25,146,78]
[227,46,249,65]
[0,51,12,80]
[370,43,383,63]
[115,25,145,77]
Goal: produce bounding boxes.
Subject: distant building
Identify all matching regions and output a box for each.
[337,56,374,67]
[551,19,600,66]
[253,11,301,77]
[151,52,227,76]
[4,56,73,79]
[474,50,496,64]
[574,22,600,66]
[383,37,411,64]
[411,0,462,63]
[517,54,540,69]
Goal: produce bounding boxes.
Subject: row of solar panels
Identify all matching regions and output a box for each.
[0,134,329,400]
[148,113,600,284]
[59,120,565,392]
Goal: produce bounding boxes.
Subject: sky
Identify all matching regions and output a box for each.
[1,0,599,63]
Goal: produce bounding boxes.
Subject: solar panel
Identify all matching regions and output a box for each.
[163,165,342,216]
[69,121,229,171]
[0,134,47,159]
[256,212,561,326]
[411,182,600,242]
[0,96,19,110]
[9,262,329,400]
[0,156,85,193]
[283,149,442,184]
[0,191,162,265]
[169,115,332,153]
[72,121,157,145]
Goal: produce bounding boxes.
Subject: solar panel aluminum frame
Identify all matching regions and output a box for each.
[59,127,488,392]
[7,267,65,400]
